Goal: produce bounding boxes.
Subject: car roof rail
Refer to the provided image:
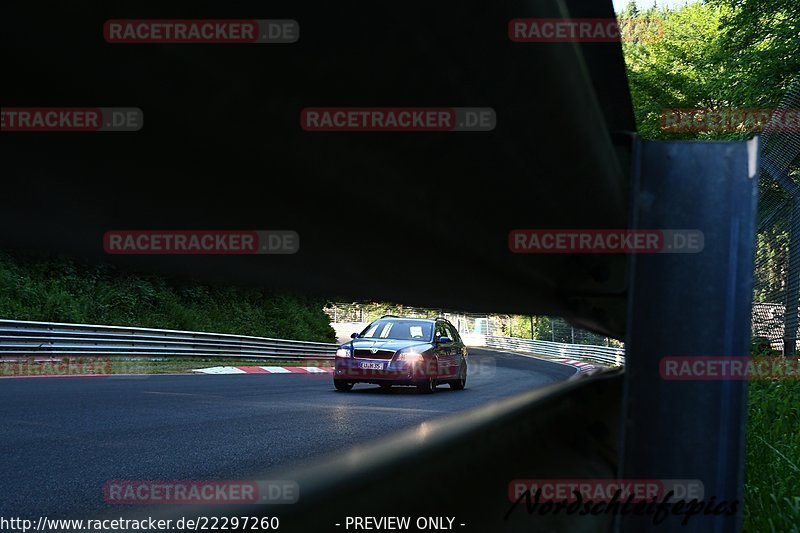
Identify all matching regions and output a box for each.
[378,314,434,320]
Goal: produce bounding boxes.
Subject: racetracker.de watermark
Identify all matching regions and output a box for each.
[504,478,736,527]
[104,480,298,504]
[300,107,495,132]
[103,230,299,255]
[1,107,142,132]
[660,356,800,380]
[508,479,705,503]
[509,230,704,254]
[660,108,800,133]
[509,17,663,43]
[104,19,299,43]
[0,357,112,377]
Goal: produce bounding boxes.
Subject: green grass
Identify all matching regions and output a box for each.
[0,251,335,343]
[744,377,800,532]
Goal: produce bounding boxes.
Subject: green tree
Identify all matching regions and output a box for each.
[620,1,640,18]
[622,0,799,140]
[707,0,800,107]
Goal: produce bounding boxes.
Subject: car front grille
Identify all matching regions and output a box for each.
[353,349,396,360]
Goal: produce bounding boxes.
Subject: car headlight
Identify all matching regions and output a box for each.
[336,348,351,358]
[397,350,422,363]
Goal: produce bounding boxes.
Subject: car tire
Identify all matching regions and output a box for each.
[450,362,467,390]
[416,375,436,394]
[334,380,353,391]
[379,383,392,391]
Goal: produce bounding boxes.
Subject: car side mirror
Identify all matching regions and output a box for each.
[438,336,452,344]
[350,332,359,339]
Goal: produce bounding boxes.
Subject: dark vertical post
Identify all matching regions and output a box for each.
[619,138,759,533]
[783,200,800,355]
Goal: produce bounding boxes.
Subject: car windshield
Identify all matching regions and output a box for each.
[358,320,433,341]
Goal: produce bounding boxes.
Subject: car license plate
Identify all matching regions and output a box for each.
[358,362,383,370]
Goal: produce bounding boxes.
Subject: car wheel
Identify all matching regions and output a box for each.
[450,362,467,390]
[379,383,392,391]
[416,375,436,394]
[334,380,353,391]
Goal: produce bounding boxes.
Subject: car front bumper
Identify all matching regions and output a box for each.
[334,358,435,383]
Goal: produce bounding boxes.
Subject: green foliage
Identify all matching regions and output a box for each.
[745,378,800,533]
[504,315,553,341]
[623,3,735,139]
[708,0,800,107]
[622,0,800,140]
[500,315,525,338]
[750,336,781,357]
[620,1,640,19]
[0,251,335,342]
[360,303,438,322]
[754,224,791,302]
[746,342,798,533]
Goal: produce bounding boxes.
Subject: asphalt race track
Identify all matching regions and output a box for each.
[0,349,576,519]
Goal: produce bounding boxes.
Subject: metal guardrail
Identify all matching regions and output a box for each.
[485,335,625,366]
[0,319,338,359]
[0,319,623,364]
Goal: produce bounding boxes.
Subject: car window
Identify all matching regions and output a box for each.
[362,324,379,337]
[408,325,425,338]
[446,323,460,342]
[378,322,394,338]
[359,320,433,341]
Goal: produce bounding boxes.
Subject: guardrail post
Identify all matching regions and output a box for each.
[619,139,758,532]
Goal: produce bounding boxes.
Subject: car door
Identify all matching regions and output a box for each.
[439,322,459,378]
[448,324,466,377]
[432,322,449,378]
